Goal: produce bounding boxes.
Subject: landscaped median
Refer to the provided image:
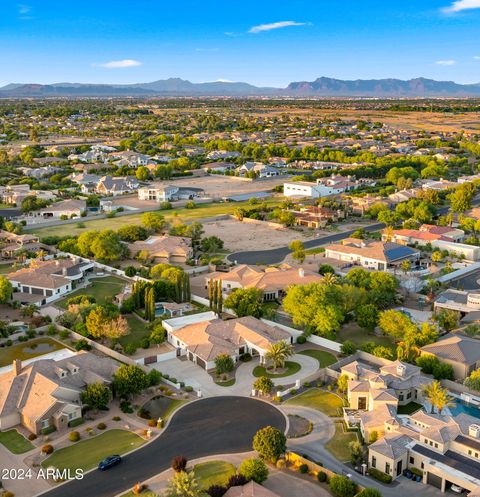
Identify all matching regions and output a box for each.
[41,429,146,473]
[253,361,301,378]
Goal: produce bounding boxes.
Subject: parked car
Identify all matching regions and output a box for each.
[98,455,122,471]
[451,484,465,494]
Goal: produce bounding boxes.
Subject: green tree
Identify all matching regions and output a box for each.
[337,374,349,393]
[164,470,202,497]
[252,426,286,463]
[253,376,274,395]
[142,212,166,232]
[214,353,234,375]
[224,288,264,318]
[355,304,379,332]
[0,276,13,304]
[149,322,167,345]
[135,166,150,181]
[288,239,305,263]
[450,183,475,213]
[238,458,269,483]
[113,364,149,398]
[85,306,110,338]
[435,309,460,331]
[378,310,416,341]
[357,489,383,497]
[464,368,480,391]
[80,383,111,410]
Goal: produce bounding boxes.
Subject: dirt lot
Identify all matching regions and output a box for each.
[202,217,374,252]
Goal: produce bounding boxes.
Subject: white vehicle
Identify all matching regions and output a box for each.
[451,484,464,494]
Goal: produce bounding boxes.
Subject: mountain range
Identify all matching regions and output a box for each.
[1,77,480,97]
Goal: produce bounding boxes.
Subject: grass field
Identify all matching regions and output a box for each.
[0,337,66,367]
[193,460,237,489]
[0,263,12,274]
[27,198,282,239]
[41,429,145,472]
[286,388,344,417]
[56,276,126,308]
[298,349,337,368]
[325,422,359,462]
[336,322,395,351]
[118,314,150,348]
[253,361,301,378]
[0,430,34,454]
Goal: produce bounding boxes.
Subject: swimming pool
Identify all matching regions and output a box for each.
[449,399,480,418]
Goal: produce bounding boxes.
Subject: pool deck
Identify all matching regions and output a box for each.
[0,347,76,374]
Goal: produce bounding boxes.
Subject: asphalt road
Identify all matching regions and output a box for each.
[40,396,285,497]
[227,222,385,265]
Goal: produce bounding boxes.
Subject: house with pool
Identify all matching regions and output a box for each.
[338,354,480,493]
[165,314,292,370]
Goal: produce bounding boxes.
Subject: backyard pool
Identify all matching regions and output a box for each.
[449,398,480,418]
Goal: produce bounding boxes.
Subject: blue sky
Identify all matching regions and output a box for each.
[1,0,480,87]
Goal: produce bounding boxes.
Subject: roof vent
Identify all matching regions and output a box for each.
[396,364,407,377]
[469,424,480,439]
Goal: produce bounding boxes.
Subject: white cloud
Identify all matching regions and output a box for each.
[94,59,142,69]
[215,79,233,83]
[435,59,456,65]
[18,4,30,14]
[443,0,480,13]
[249,21,309,34]
[474,55,480,59]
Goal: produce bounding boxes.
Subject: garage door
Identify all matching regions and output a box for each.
[427,472,442,489]
[196,357,206,369]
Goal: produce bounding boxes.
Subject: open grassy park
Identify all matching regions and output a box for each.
[285,389,344,417]
[26,198,282,239]
[42,429,145,472]
[0,430,34,454]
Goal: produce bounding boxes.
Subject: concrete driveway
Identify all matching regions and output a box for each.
[152,353,319,397]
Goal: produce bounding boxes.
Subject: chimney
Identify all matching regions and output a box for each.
[13,359,22,376]
[469,424,480,439]
[396,363,406,377]
[298,268,305,278]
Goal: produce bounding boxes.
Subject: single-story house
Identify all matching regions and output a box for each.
[127,235,193,263]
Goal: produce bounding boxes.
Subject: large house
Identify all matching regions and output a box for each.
[138,184,202,202]
[95,175,139,196]
[205,264,322,301]
[236,162,279,178]
[434,289,480,317]
[420,334,480,380]
[8,257,94,306]
[324,238,420,271]
[340,355,480,494]
[0,353,118,435]
[127,235,193,263]
[0,230,41,258]
[0,185,56,206]
[283,175,367,199]
[23,199,86,222]
[167,316,291,370]
[291,206,345,228]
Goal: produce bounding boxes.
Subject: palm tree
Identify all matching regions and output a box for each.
[265,341,294,372]
[322,273,338,286]
[36,249,47,260]
[422,380,453,414]
[383,226,394,242]
[400,260,411,274]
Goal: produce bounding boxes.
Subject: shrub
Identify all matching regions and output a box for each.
[96,422,106,430]
[112,416,121,421]
[298,463,309,474]
[170,377,178,384]
[148,369,162,386]
[228,474,248,487]
[68,418,84,428]
[42,444,54,455]
[141,337,150,349]
[367,467,392,483]
[74,339,91,351]
[240,353,252,362]
[357,489,383,497]
[3,492,14,497]
[317,471,327,482]
[297,335,307,344]
[171,455,188,472]
[120,400,134,413]
[124,343,138,355]
[238,458,269,483]
[69,431,80,442]
[148,419,157,427]
[276,459,286,469]
[368,430,378,444]
[184,386,193,392]
[340,340,357,356]
[206,485,228,497]
[40,426,56,435]
[59,330,70,339]
[329,475,357,497]
[28,433,37,441]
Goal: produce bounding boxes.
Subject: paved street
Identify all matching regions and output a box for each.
[38,396,286,497]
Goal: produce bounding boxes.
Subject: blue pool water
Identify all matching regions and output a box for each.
[449,399,480,418]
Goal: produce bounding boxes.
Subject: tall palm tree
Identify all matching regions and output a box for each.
[422,380,453,414]
[265,341,294,372]
[383,226,394,242]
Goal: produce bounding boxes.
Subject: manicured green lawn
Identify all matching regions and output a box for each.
[0,263,12,274]
[397,402,423,415]
[286,388,344,417]
[325,422,359,462]
[298,349,337,368]
[41,429,145,472]
[57,276,126,308]
[0,338,67,367]
[0,429,34,454]
[28,198,282,239]
[253,361,301,378]
[193,460,237,489]
[336,322,395,351]
[121,491,156,497]
[215,378,236,387]
[161,399,186,420]
[118,315,151,347]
